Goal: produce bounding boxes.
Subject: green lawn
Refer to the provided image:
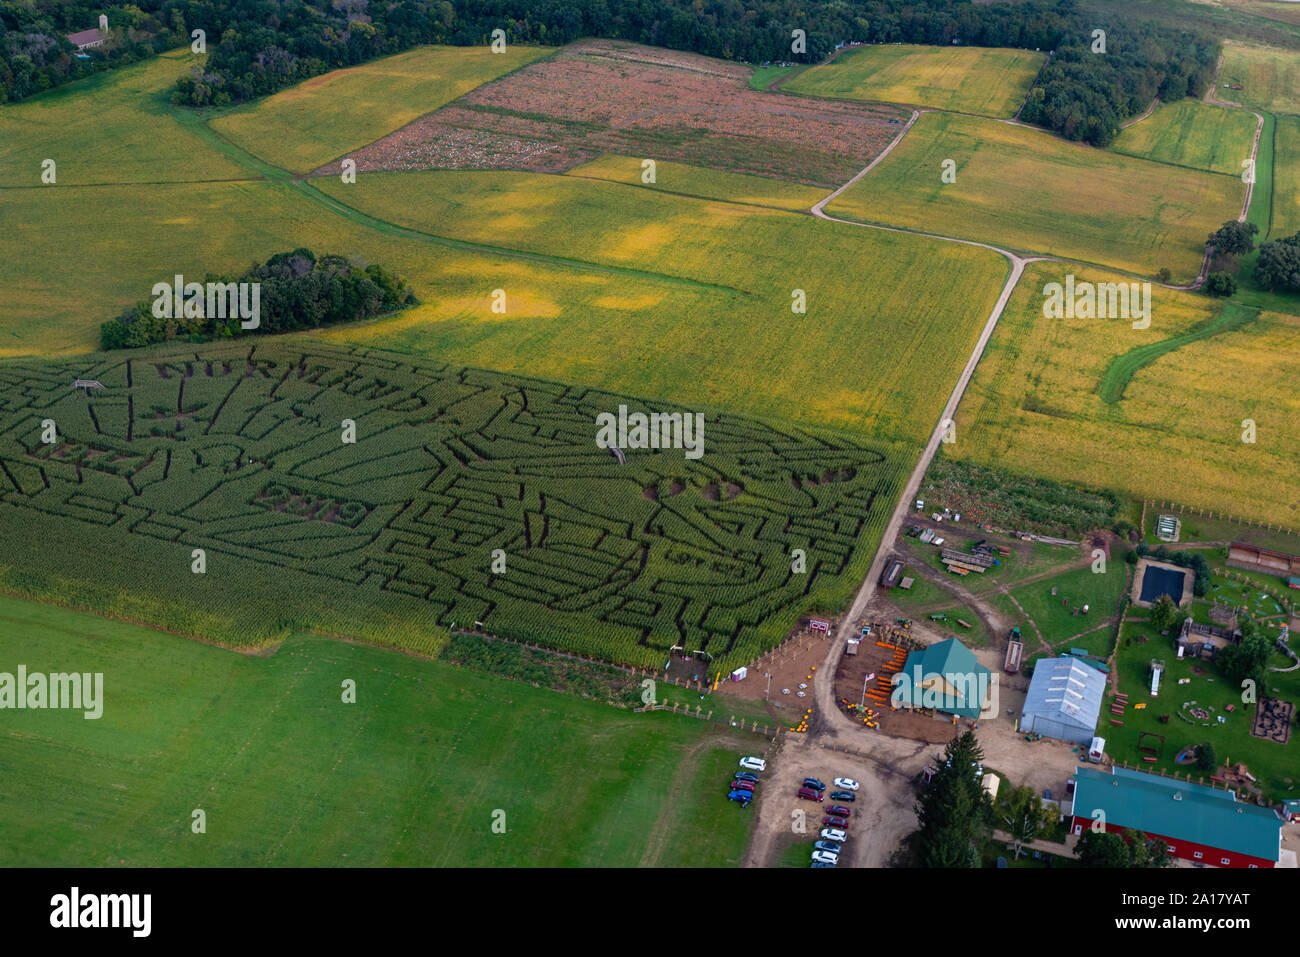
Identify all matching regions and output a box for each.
[785,44,1043,118]
[1000,565,1129,647]
[1107,618,1300,801]
[0,593,753,866]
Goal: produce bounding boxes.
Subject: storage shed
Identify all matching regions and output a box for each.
[1019,656,1106,745]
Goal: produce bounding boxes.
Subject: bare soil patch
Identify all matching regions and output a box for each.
[318,39,905,187]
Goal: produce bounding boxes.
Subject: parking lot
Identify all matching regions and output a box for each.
[741,736,931,868]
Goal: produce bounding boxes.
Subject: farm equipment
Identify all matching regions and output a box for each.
[896,618,911,628]
[955,619,973,629]
[928,613,947,622]
[1024,732,1042,742]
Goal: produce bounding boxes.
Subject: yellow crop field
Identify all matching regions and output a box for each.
[783,44,1044,118]
[1273,115,1300,236]
[1111,100,1258,175]
[209,45,553,174]
[1221,40,1300,114]
[950,261,1300,526]
[826,111,1244,282]
[1,156,1005,445]
[565,156,826,212]
[0,50,247,186]
[312,170,1008,443]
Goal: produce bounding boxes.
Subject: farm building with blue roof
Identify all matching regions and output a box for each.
[1020,656,1105,745]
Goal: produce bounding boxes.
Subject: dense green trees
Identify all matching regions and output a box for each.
[1076,828,1170,867]
[3,0,1219,151]
[1255,232,1300,292]
[1208,221,1259,256]
[914,730,992,868]
[99,248,414,350]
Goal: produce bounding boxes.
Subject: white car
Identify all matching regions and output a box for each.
[811,849,839,865]
[833,777,859,791]
[820,827,847,843]
[739,756,766,772]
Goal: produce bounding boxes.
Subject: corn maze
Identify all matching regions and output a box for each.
[0,342,904,669]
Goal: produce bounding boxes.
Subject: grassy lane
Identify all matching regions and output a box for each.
[1097,303,1258,404]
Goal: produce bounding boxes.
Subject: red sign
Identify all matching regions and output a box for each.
[809,619,830,633]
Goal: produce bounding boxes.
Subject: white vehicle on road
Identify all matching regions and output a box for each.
[833,777,859,791]
[820,827,847,843]
[739,756,766,772]
[811,850,839,865]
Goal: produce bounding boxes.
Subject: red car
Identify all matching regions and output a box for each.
[828,805,852,818]
[797,787,824,803]
[730,780,755,792]
[823,815,849,828]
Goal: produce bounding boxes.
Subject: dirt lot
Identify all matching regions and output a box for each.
[715,629,832,725]
[321,39,906,186]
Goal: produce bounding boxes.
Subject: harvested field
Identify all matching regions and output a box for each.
[317,39,906,188]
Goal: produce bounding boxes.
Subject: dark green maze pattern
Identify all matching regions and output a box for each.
[0,342,904,667]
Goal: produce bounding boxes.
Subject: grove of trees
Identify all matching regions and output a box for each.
[100,248,413,350]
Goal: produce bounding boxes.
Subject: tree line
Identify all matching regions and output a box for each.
[4,0,1218,149]
[100,248,414,350]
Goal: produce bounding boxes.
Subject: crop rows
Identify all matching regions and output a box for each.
[0,342,904,669]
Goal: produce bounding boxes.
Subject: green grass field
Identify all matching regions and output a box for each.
[826,111,1245,282]
[1221,40,1300,114]
[209,44,553,174]
[565,155,827,212]
[784,44,1043,118]
[1273,114,1300,236]
[0,50,247,186]
[0,594,754,866]
[948,261,1300,528]
[1111,99,1259,175]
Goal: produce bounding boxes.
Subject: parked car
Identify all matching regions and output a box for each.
[730,780,755,792]
[734,771,760,783]
[811,850,839,865]
[810,861,835,868]
[820,827,847,842]
[829,790,856,802]
[802,777,826,791]
[828,805,852,818]
[797,787,824,803]
[823,815,848,828]
[739,756,766,771]
[813,840,842,854]
[727,790,752,805]
[833,777,859,791]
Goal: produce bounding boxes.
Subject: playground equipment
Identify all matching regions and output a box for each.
[1149,658,1165,696]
